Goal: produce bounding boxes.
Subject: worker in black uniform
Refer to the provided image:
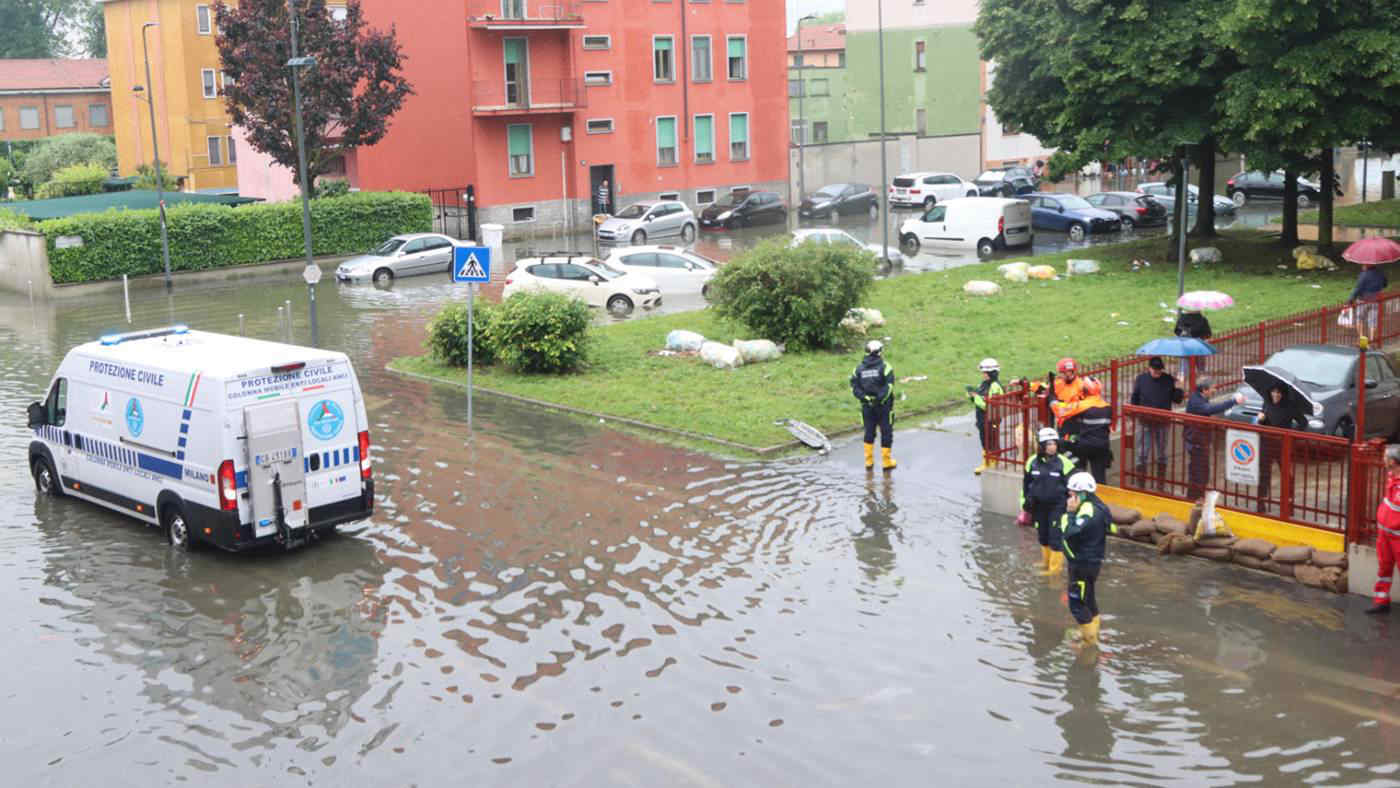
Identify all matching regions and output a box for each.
[851,340,897,471]
[969,358,1004,475]
[1059,472,1114,647]
[1022,427,1074,576]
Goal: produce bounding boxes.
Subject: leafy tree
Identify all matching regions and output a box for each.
[214,0,413,188]
[19,133,116,189]
[0,0,83,58]
[80,0,106,58]
[134,161,180,191]
[36,162,107,199]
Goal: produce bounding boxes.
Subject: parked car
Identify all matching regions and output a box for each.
[790,228,903,265]
[799,183,878,221]
[889,171,978,210]
[972,168,1037,197]
[603,245,718,299]
[698,190,786,229]
[596,200,697,246]
[1085,191,1169,228]
[335,233,458,285]
[898,197,1032,258]
[1136,182,1237,215]
[1025,192,1121,241]
[503,254,661,316]
[1225,344,1400,439]
[1226,171,1325,208]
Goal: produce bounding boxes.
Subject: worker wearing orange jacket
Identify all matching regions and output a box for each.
[1057,380,1114,484]
[1369,445,1400,614]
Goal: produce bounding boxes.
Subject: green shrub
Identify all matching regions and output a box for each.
[134,161,179,191]
[36,162,108,199]
[41,191,431,284]
[19,133,116,188]
[708,237,875,350]
[426,300,497,367]
[0,207,36,232]
[315,180,350,199]
[490,291,591,373]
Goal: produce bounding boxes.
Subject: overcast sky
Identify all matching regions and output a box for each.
[786,0,845,32]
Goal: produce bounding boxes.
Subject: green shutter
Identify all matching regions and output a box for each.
[657,117,676,148]
[695,116,713,154]
[727,37,744,57]
[655,37,672,53]
[508,125,531,155]
[504,39,524,65]
[730,114,747,144]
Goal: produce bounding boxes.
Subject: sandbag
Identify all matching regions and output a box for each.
[1157,533,1196,556]
[1127,521,1157,541]
[1109,505,1141,525]
[1233,538,1276,561]
[963,280,1002,296]
[1312,550,1347,568]
[1271,545,1314,565]
[840,307,885,335]
[1027,265,1056,280]
[666,329,706,352]
[699,340,742,370]
[1262,560,1296,579]
[1294,563,1327,588]
[998,262,1030,282]
[1066,259,1101,276]
[733,339,782,364]
[1190,247,1222,264]
[1196,534,1237,549]
[1153,515,1189,536]
[1195,546,1233,561]
[1234,554,1267,570]
[1325,568,1348,593]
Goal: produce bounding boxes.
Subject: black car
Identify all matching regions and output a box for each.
[973,168,1037,197]
[799,183,878,221]
[1226,171,1325,209]
[699,190,787,229]
[1086,191,1168,228]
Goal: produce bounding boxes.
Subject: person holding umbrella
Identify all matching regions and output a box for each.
[1253,382,1309,513]
[1341,238,1400,340]
[1174,291,1231,381]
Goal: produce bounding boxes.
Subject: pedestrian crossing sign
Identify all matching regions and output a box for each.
[453,246,491,283]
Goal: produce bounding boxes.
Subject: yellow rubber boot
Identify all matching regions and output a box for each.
[863,443,875,470]
[1047,550,1065,576]
[1079,616,1100,648]
[1036,545,1051,573]
[881,446,897,471]
[973,458,988,475]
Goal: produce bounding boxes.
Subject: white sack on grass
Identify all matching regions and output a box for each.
[1066,259,1101,275]
[700,340,743,369]
[665,330,706,352]
[1190,247,1222,264]
[963,280,1002,296]
[733,339,782,364]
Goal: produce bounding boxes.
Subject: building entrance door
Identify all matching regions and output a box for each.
[590,164,615,215]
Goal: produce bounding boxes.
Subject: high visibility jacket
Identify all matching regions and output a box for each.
[1053,377,1087,408]
[969,374,1004,412]
[1378,472,1400,534]
[1059,493,1115,567]
[851,354,894,404]
[1022,452,1075,509]
[1057,396,1112,447]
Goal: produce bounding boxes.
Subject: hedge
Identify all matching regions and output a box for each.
[42,191,432,284]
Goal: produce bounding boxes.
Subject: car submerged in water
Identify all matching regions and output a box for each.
[1224,344,1400,439]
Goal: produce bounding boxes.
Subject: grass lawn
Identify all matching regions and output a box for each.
[1296,199,1400,229]
[391,231,1361,453]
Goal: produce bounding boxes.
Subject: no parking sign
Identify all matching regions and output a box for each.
[1225,429,1259,485]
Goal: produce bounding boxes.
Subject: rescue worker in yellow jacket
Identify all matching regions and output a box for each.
[1058,472,1115,647]
[969,358,1004,475]
[851,340,897,470]
[1022,427,1073,575]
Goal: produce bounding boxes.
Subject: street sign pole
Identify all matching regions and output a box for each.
[467,282,474,429]
[452,245,492,431]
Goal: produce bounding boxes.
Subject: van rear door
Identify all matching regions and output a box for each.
[294,361,364,513]
[244,399,309,540]
[1002,200,1032,247]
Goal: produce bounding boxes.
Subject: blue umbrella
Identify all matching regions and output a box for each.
[1136,337,1217,357]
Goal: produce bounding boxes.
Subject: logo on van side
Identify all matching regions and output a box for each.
[125,398,144,437]
[307,399,344,441]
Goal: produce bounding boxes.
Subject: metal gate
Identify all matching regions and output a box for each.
[423,185,478,241]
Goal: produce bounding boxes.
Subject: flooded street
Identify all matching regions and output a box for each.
[5,269,1400,785]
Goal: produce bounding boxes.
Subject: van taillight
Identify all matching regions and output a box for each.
[998,216,1005,235]
[217,460,237,511]
[358,430,372,480]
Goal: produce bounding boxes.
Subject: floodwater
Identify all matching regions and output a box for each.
[5,276,1400,786]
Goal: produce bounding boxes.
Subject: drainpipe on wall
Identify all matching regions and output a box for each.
[680,0,689,143]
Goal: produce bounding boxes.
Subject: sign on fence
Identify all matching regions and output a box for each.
[1225,428,1260,486]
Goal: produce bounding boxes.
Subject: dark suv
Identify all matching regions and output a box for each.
[1226,171,1324,209]
[973,167,1038,197]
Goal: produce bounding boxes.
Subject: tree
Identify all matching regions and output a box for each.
[80,0,106,58]
[134,161,179,191]
[0,0,85,58]
[214,0,413,189]
[19,133,117,190]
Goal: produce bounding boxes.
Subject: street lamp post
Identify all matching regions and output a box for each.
[139,22,173,292]
[287,0,319,346]
[877,0,888,255]
[1361,139,1371,204]
[795,13,817,205]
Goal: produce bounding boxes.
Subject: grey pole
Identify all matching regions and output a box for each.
[1362,140,1370,204]
[141,23,173,292]
[877,0,888,254]
[796,14,816,207]
[467,282,475,429]
[288,0,319,346]
[1177,151,1190,298]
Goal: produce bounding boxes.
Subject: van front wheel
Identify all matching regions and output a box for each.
[976,238,996,259]
[32,457,61,497]
[165,504,192,550]
[900,233,921,255]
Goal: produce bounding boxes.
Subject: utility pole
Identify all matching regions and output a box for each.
[287,0,320,346]
[795,14,816,204]
[877,0,888,255]
[140,23,173,291]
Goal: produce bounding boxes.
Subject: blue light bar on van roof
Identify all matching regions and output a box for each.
[99,325,190,346]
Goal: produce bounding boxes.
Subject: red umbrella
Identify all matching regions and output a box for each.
[1341,237,1400,265]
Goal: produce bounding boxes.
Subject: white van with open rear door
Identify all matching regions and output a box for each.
[898,197,1033,258]
[26,326,374,551]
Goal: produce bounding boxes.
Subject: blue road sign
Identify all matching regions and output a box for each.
[453,246,491,283]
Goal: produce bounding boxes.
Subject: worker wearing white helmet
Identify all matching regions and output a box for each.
[1021,427,1073,576]
[850,339,897,471]
[1059,471,1115,648]
[968,357,1004,475]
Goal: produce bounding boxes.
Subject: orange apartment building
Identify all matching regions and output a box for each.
[235,0,788,234]
[100,0,238,191]
[0,59,111,142]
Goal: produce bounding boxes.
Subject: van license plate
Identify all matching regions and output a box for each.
[255,447,297,466]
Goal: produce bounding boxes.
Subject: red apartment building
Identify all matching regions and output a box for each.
[241,0,787,236]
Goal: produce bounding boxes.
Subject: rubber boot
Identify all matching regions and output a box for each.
[863,442,875,470]
[1047,550,1065,576]
[1366,602,1391,615]
[1078,618,1099,648]
[1035,546,1053,575]
[881,446,897,471]
[973,458,987,475]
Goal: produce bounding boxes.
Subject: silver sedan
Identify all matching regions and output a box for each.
[335,233,458,286]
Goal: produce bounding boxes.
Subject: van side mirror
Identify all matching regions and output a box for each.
[589,275,602,284]
[1366,379,1379,389]
[27,402,45,428]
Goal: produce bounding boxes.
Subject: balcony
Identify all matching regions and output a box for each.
[469,1,584,30]
[471,78,586,115]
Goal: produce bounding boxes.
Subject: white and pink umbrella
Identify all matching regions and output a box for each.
[1177,290,1235,311]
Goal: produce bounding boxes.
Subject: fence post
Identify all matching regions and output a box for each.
[1378,294,1387,344]
[1319,306,1329,345]
[1109,358,1120,426]
[1279,432,1294,521]
[1257,321,1266,364]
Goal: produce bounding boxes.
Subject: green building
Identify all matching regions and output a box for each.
[787,23,849,145]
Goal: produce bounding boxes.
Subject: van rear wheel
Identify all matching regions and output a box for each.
[164,504,192,550]
[32,457,61,497]
[900,233,921,255]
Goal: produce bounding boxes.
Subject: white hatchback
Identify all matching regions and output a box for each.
[603,246,718,298]
[504,255,661,316]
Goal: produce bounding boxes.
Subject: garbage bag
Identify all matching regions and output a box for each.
[699,340,743,369]
[665,329,706,352]
[840,307,886,335]
[1270,545,1314,564]
[733,339,782,364]
[1066,259,1101,276]
[1189,247,1222,264]
[1294,245,1339,271]
[963,280,1002,296]
[998,262,1029,282]
[1027,265,1057,280]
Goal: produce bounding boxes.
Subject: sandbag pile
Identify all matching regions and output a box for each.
[1109,509,1350,593]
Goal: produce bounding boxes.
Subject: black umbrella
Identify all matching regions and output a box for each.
[1242,366,1318,413]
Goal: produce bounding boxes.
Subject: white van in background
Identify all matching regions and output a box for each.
[898,197,1033,258]
[26,326,374,551]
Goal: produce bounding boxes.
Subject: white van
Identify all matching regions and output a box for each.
[26,326,374,551]
[898,197,1033,258]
